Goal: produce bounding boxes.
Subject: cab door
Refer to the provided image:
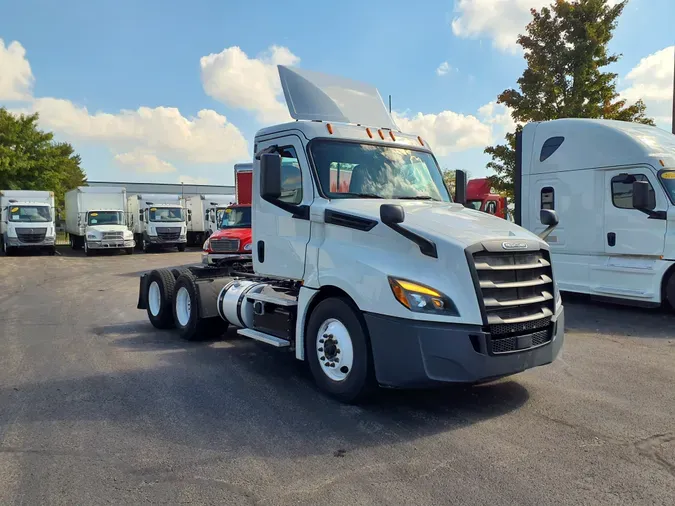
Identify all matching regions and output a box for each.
[253,134,313,280]
[603,168,666,256]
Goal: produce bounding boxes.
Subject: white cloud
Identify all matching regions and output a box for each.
[200,45,298,124]
[26,98,249,167]
[0,39,34,101]
[452,0,621,53]
[114,150,177,173]
[436,61,451,76]
[478,101,518,141]
[620,45,674,128]
[393,110,491,155]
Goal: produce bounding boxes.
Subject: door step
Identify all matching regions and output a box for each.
[237,328,291,347]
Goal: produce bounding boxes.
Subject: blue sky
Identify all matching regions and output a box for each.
[1,0,673,186]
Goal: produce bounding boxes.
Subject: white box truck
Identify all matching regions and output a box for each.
[184,194,235,245]
[514,118,675,309]
[0,190,56,256]
[136,65,564,403]
[127,194,187,252]
[65,186,135,256]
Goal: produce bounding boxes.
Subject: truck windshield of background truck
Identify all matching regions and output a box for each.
[149,207,184,222]
[220,206,251,229]
[8,205,51,222]
[310,140,451,201]
[659,170,675,204]
[466,200,482,210]
[87,211,123,226]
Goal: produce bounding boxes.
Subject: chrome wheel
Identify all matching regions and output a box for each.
[175,286,191,327]
[316,318,354,382]
[148,281,161,317]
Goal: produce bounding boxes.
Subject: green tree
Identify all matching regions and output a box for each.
[0,108,86,215]
[485,0,654,196]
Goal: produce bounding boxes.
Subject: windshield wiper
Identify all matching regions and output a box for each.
[393,195,440,201]
[339,192,384,199]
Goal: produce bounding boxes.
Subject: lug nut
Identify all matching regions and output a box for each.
[334,358,339,363]
[320,356,325,361]
[318,347,323,352]
[336,348,340,354]
[319,339,324,344]
[324,362,330,367]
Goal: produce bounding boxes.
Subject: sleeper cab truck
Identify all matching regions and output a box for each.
[127,194,188,252]
[516,118,675,309]
[0,190,56,256]
[137,65,565,403]
[65,186,135,256]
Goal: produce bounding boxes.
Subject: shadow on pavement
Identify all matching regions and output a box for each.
[562,292,674,339]
[3,322,530,459]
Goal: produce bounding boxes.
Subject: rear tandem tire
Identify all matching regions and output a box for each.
[305,297,376,404]
[172,274,227,341]
[146,269,176,329]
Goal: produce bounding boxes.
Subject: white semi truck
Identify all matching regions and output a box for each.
[184,194,235,245]
[65,186,135,256]
[127,194,188,252]
[514,119,675,309]
[136,66,564,403]
[0,190,56,256]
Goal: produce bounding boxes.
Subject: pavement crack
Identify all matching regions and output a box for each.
[634,432,675,477]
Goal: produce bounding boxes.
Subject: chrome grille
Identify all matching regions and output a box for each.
[16,228,47,243]
[156,227,181,241]
[102,231,124,241]
[210,238,240,253]
[470,248,555,342]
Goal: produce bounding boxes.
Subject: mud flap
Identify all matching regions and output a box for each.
[137,273,149,310]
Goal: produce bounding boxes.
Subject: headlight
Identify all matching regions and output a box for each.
[554,280,561,308]
[388,277,459,316]
[243,242,252,251]
[123,230,133,239]
[87,234,99,240]
[202,238,211,252]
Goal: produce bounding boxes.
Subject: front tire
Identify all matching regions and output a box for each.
[665,272,675,311]
[146,269,176,329]
[2,238,13,257]
[172,274,227,341]
[177,243,186,252]
[305,297,375,404]
[84,242,94,256]
[125,247,134,255]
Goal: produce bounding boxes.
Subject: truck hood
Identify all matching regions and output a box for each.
[211,227,252,241]
[87,224,129,233]
[326,199,541,247]
[7,222,53,229]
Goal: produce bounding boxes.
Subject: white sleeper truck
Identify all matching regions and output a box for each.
[65,186,135,256]
[515,119,675,309]
[127,194,187,252]
[184,194,235,244]
[0,190,56,256]
[136,66,565,403]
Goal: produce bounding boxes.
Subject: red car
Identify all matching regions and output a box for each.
[202,204,252,267]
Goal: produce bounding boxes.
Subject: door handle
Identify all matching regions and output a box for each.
[257,240,265,262]
[607,232,616,247]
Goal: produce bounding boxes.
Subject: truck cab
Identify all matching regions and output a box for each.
[127,194,188,252]
[466,178,510,220]
[80,210,134,255]
[0,191,56,256]
[517,118,675,309]
[202,204,252,266]
[138,65,564,403]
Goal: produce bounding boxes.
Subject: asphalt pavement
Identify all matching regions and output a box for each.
[0,248,673,505]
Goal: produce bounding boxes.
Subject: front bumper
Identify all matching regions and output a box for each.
[202,252,252,266]
[88,239,135,250]
[366,306,565,388]
[6,237,55,247]
[145,234,187,245]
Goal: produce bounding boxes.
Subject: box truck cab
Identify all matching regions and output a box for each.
[65,186,135,256]
[127,194,187,252]
[202,203,252,266]
[517,119,675,308]
[0,190,56,256]
[137,65,564,403]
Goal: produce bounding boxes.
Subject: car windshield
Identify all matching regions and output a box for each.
[467,200,483,210]
[88,211,123,226]
[659,170,675,204]
[149,207,184,222]
[220,206,251,229]
[8,205,51,222]
[309,140,451,201]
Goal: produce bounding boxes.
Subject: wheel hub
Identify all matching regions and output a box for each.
[316,319,354,382]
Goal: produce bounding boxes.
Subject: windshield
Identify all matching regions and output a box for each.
[8,205,51,222]
[220,206,251,229]
[310,140,451,201]
[467,200,483,210]
[215,207,230,227]
[88,211,123,226]
[149,207,184,222]
[659,170,675,204]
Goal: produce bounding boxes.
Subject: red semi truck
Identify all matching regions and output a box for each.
[465,178,510,220]
[201,164,253,267]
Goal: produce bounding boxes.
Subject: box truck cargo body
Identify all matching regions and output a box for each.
[127,193,187,252]
[65,186,135,255]
[0,190,56,255]
[184,194,235,244]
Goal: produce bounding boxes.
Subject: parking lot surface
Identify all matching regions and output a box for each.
[1,249,674,505]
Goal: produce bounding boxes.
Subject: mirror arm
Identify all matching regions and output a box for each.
[638,208,667,220]
[538,224,557,240]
